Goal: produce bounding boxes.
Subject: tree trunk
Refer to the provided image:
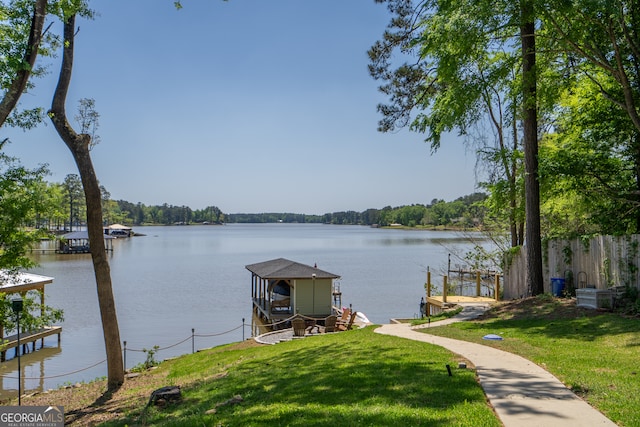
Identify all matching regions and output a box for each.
[511,102,524,247]
[49,14,123,389]
[521,2,544,296]
[0,0,47,127]
[509,124,518,248]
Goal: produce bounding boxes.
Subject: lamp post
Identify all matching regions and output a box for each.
[11,298,23,406]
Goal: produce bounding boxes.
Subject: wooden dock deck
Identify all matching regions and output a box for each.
[428,295,497,304]
[423,269,501,316]
[426,296,496,315]
[253,298,293,325]
[1,326,62,362]
[427,295,496,305]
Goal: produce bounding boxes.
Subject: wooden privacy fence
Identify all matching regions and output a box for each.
[504,235,640,299]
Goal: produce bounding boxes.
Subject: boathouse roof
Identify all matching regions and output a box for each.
[245,258,340,279]
[0,271,54,293]
[107,223,132,230]
[62,231,115,240]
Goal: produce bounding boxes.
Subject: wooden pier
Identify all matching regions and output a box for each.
[1,326,62,362]
[425,270,500,315]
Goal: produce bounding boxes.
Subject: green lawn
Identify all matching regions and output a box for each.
[102,328,501,427]
[95,296,638,426]
[422,297,640,426]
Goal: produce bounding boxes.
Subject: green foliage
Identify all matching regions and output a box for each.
[62,174,84,231]
[503,245,522,270]
[131,345,160,372]
[564,269,575,296]
[74,98,100,148]
[410,306,463,326]
[0,0,60,129]
[27,176,486,228]
[618,285,640,316]
[369,0,522,147]
[0,148,53,271]
[0,291,63,334]
[226,194,487,227]
[0,150,64,337]
[49,0,94,21]
[539,73,640,237]
[603,257,613,287]
[620,236,639,288]
[460,237,504,272]
[562,244,572,265]
[368,1,640,242]
[542,0,640,139]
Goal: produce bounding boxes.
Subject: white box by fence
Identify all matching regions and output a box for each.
[576,288,613,310]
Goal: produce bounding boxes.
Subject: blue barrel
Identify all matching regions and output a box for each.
[551,278,565,297]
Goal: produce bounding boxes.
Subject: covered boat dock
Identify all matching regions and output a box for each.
[104,223,133,237]
[57,231,114,254]
[246,258,340,329]
[0,272,62,361]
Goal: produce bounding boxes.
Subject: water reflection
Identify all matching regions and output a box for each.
[377,236,472,246]
[0,345,62,399]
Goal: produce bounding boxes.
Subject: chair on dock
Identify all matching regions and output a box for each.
[336,308,350,327]
[305,318,318,333]
[337,311,357,331]
[323,315,337,333]
[292,317,307,337]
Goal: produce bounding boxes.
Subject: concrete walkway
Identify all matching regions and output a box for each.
[375,304,617,427]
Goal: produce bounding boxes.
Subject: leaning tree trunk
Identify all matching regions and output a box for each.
[521,1,543,296]
[0,0,47,127]
[49,14,123,389]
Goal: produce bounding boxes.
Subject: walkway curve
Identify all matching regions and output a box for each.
[375,304,617,427]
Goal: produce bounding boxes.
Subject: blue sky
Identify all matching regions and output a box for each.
[3,0,479,215]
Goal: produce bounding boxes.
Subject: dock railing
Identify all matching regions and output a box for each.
[425,270,501,316]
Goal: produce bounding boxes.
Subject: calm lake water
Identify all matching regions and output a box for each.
[0,223,480,400]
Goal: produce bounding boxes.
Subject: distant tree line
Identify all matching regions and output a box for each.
[14,173,224,229]
[110,200,224,226]
[226,193,487,227]
[22,172,486,229]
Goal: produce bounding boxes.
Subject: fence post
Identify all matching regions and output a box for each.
[443,276,448,303]
[123,341,127,372]
[191,328,195,354]
[426,269,431,316]
[242,318,245,341]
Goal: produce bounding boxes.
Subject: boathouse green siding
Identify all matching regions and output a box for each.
[293,278,332,316]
